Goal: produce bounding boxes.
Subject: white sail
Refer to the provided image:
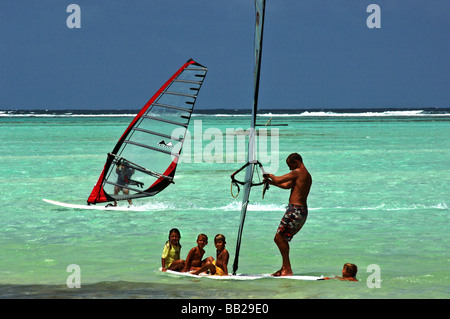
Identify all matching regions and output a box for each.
[232,0,266,275]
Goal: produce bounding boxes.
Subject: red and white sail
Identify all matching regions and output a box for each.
[88,59,207,204]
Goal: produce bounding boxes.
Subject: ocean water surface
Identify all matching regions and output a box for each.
[0,108,448,299]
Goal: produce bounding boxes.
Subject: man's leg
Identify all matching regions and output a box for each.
[123,188,132,205]
[273,232,293,276]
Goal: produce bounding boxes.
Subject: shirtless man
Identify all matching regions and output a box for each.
[264,153,312,276]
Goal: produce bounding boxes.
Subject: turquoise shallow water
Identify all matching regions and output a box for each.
[0,109,449,298]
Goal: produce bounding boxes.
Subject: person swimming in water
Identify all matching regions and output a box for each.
[324,263,358,281]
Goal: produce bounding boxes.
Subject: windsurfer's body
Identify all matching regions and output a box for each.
[112,162,134,206]
[264,153,312,276]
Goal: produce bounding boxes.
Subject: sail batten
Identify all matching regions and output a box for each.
[185,67,207,72]
[87,59,207,205]
[163,91,198,99]
[131,127,183,142]
[173,79,203,85]
[141,115,189,128]
[152,103,193,113]
[122,140,180,156]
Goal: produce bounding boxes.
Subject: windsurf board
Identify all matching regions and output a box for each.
[160,269,323,281]
[42,199,145,211]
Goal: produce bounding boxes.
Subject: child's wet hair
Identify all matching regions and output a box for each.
[214,234,226,244]
[344,263,358,277]
[169,228,181,238]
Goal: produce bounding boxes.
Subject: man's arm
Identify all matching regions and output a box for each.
[265,170,297,189]
[269,179,292,189]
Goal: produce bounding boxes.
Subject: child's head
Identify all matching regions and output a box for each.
[214,234,226,245]
[342,263,357,278]
[168,228,181,245]
[214,234,226,250]
[197,233,208,246]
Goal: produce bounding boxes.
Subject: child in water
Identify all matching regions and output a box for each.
[161,228,184,272]
[324,263,358,281]
[183,233,214,273]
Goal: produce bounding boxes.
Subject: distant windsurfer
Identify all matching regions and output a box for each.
[112,161,134,206]
[264,153,312,276]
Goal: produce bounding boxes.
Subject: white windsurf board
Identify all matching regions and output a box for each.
[42,199,145,211]
[160,269,323,281]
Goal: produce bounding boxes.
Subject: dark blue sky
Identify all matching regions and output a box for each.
[1,1,449,110]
